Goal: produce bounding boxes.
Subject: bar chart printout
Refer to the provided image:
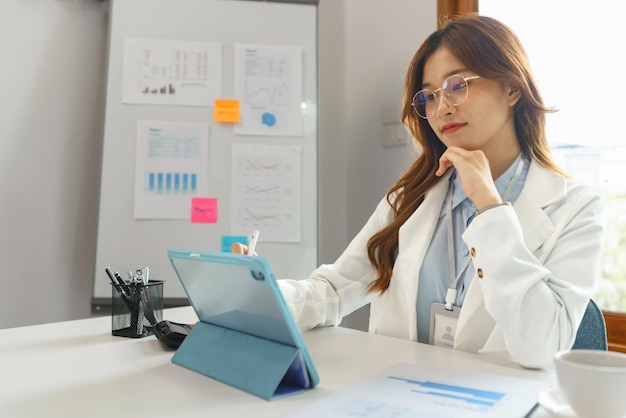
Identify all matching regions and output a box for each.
[287,363,549,418]
[134,120,210,219]
[122,38,223,106]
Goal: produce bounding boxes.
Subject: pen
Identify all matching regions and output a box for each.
[107,267,128,296]
[106,266,133,311]
[523,402,539,418]
[248,229,260,255]
[113,271,129,293]
[105,266,118,286]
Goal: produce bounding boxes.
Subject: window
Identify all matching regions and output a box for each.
[479,1,626,314]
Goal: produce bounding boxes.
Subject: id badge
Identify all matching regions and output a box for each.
[429,303,461,349]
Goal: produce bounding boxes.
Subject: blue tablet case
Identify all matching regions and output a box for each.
[167,249,319,400]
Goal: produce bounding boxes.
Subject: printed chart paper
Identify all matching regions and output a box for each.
[122,38,222,106]
[230,144,301,242]
[233,43,303,136]
[134,121,210,219]
[287,363,548,418]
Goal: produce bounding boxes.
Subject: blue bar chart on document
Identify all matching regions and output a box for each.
[145,172,197,193]
[105,265,164,338]
[287,363,549,418]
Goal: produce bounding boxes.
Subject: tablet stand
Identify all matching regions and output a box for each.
[171,321,310,400]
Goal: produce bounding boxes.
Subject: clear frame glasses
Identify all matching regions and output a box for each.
[412,74,481,119]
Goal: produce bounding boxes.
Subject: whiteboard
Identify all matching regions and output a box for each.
[93,0,318,302]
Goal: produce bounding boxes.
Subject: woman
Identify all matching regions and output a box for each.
[235,15,605,369]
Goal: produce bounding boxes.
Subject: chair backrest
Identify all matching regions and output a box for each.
[572,299,608,350]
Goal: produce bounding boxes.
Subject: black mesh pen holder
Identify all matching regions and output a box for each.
[111,280,164,338]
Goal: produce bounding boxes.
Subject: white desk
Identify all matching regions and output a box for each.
[0,307,556,417]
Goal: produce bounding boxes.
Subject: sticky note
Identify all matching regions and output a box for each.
[221,235,248,252]
[191,198,218,223]
[214,99,240,123]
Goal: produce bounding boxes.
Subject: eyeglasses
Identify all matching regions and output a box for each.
[412,74,481,119]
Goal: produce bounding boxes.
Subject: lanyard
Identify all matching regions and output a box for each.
[443,157,526,309]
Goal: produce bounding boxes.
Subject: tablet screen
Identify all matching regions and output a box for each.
[169,250,297,347]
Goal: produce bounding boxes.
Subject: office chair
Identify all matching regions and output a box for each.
[572,299,608,350]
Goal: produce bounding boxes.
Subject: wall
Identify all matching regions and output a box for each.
[317,0,347,265]
[0,0,436,330]
[344,0,436,236]
[339,0,437,330]
[0,0,108,328]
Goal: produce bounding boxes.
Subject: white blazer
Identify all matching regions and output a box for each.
[279,161,605,368]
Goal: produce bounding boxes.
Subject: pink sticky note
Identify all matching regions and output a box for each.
[191,198,218,223]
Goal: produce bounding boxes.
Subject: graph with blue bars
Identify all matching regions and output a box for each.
[292,363,547,417]
[144,172,198,193]
[387,375,505,411]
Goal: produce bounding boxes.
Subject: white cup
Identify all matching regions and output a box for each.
[555,349,626,418]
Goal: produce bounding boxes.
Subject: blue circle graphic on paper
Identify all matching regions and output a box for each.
[261,112,277,127]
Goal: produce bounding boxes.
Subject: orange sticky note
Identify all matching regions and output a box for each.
[214,99,240,123]
[191,198,218,223]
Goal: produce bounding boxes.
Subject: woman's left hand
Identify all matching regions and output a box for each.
[435,146,502,209]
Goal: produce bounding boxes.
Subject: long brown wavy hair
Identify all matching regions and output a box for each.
[366,15,565,294]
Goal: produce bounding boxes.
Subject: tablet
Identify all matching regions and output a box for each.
[167,248,319,397]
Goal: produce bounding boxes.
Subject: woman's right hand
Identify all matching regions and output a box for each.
[230,242,257,256]
[436,146,502,210]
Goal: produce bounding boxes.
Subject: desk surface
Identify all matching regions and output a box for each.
[0,307,557,417]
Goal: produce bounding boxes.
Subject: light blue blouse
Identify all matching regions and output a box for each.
[416,153,530,344]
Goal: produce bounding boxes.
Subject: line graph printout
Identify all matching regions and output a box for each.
[233,43,303,137]
[122,38,222,106]
[134,121,210,219]
[230,144,301,242]
[287,363,549,418]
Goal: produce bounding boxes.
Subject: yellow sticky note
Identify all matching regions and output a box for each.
[214,99,240,123]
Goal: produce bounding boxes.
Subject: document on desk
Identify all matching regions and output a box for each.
[288,363,548,418]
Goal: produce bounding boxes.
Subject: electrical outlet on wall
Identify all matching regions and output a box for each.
[382,124,410,147]
[380,104,409,147]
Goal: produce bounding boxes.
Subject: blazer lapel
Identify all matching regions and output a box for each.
[514,163,566,254]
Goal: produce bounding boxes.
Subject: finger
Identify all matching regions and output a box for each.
[436,159,453,176]
[231,242,248,254]
[436,151,457,176]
